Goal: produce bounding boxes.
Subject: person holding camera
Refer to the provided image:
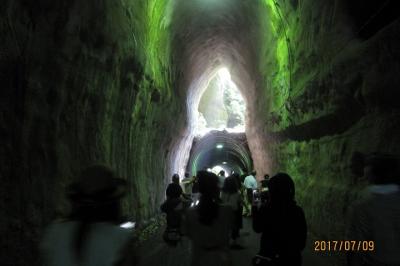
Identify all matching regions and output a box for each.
[161,174,192,246]
[252,173,307,266]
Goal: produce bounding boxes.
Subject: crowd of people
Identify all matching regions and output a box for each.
[39,151,400,266]
[161,170,307,266]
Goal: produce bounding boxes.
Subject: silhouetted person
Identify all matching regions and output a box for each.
[260,174,271,205]
[244,171,258,215]
[347,153,400,266]
[252,173,307,266]
[182,171,233,266]
[232,173,247,218]
[260,174,270,189]
[166,174,183,200]
[161,176,190,246]
[41,165,138,266]
[221,174,243,248]
[218,170,226,190]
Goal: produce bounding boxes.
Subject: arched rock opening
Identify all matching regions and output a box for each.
[1,0,400,265]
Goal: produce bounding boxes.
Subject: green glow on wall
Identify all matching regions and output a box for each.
[260,0,292,126]
[276,35,288,71]
[132,0,172,93]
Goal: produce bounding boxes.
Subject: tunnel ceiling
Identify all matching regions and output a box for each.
[168,0,274,178]
[170,0,261,102]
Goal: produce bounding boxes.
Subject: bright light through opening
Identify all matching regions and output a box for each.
[216,144,224,149]
[195,67,246,137]
[218,67,231,80]
[210,165,230,176]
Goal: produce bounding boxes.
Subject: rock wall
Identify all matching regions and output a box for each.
[257,0,400,264]
[1,1,399,265]
[0,1,183,265]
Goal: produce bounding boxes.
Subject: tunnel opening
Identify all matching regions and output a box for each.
[167,0,273,180]
[195,67,246,137]
[186,130,252,177]
[186,66,252,178]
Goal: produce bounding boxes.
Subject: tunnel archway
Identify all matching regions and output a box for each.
[3,1,400,265]
[187,130,252,176]
[168,0,272,179]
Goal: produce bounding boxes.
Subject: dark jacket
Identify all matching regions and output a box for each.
[252,202,307,265]
[166,183,183,199]
[161,197,184,229]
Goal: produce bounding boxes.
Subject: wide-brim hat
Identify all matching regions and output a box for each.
[67,165,127,205]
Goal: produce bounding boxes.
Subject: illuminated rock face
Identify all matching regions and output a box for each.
[256,3,400,258]
[1,1,180,264]
[1,0,400,265]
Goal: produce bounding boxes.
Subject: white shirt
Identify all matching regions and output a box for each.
[244,175,257,189]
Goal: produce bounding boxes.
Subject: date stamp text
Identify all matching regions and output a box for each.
[314,240,375,252]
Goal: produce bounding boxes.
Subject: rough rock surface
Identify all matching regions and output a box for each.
[1,1,399,266]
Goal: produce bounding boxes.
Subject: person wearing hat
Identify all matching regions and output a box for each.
[41,165,138,266]
[347,153,400,266]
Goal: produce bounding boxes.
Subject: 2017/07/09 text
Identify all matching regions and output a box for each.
[314,240,374,252]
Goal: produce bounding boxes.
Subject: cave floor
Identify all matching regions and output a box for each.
[138,217,332,266]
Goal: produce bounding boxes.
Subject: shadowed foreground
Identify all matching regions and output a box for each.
[138,218,330,266]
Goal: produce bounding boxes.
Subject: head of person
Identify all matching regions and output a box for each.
[66,165,127,261]
[268,173,295,205]
[197,171,220,225]
[232,173,241,182]
[172,174,180,184]
[363,153,398,184]
[251,171,257,177]
[67,164,127,223]
[222,176,239,194]
[264,174,270,180]
[184,172,190,179]
[219,170,225,177]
